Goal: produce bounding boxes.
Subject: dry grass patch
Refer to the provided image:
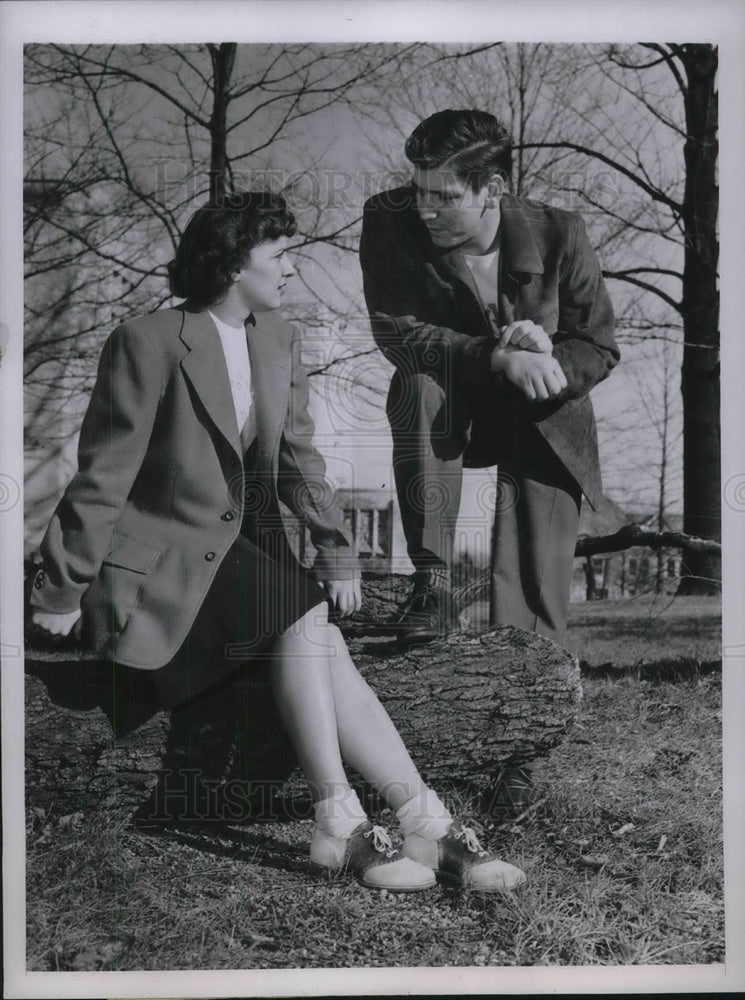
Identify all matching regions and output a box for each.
[26,598,723,969]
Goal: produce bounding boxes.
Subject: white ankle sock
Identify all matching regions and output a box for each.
[396,787,453,840]
[313,787,367,840]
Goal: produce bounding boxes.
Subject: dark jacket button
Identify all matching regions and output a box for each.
[221,511,235,521]
[205,552,216,561]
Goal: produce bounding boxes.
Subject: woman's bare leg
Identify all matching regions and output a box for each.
[270,604,426,810]
[323,623,428,810]
[270,603,349,804]
[270,603,439,890]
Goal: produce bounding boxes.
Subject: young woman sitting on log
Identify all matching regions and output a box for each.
[29,191,525,894]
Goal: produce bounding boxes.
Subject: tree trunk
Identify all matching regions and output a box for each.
[657,368,669,594]
[207,43,236,205]
[677,44,720,595]
[25,579,581,819]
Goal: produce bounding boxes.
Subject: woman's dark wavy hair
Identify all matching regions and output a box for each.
[405,109,513,191]
[168,191,297,308]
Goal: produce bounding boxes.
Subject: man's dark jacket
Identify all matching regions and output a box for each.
[359,187,619,508]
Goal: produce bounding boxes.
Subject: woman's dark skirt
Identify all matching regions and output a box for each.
[150,528,327,706]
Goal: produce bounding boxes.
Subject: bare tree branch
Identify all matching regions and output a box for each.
[602,271,682,312]
[641,43,688,98]
[454,527,719,612]
[519,140,682,213]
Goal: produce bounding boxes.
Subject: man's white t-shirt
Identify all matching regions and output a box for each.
[463,249,500,333]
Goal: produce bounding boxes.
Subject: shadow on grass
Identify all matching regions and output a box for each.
[132,820,317,879]
[579,658,721,683]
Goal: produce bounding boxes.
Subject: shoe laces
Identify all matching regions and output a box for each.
[395,590,429,622]
[396,573,449,619]
[364,824,398,858]
[454,824,489,858]
[407,586,438,610]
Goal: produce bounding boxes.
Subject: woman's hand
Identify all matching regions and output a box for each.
[323,578,362,617]
[31,609,81,637]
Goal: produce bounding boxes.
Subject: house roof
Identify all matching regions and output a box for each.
[578,495,630,535]
[633,511,685,532]
[579,497,684,536]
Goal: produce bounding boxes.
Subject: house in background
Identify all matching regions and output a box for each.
[285,486,410,576]
[570,497,684,601]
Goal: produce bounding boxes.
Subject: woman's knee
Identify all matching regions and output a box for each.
[281,603,359,654]
[290,601,329,632]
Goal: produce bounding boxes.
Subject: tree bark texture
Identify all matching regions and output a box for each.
[25,578,580,818]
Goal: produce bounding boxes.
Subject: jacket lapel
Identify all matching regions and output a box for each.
[246,312,290,464]
[497,194,544,327]
[434,247,494,335]
[179,307,243,460]
[438,247,480,299]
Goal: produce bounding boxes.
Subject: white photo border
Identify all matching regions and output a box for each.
[2,1,743,996]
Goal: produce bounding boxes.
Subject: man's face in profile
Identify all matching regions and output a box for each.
[412,166,502,255]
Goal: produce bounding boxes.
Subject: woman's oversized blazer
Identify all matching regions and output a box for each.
[29,304,358,670]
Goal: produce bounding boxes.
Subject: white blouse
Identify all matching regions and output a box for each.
[208,310,254,436]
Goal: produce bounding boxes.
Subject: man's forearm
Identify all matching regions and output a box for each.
[368,310,496,385]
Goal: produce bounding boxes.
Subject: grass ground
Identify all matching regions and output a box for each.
[26,596,723,970]
[467,593,721,671]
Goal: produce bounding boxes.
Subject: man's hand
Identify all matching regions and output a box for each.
[497,320,553,354]
[323,578,362,617]
[492,349,568,401]
[31,609,81,637]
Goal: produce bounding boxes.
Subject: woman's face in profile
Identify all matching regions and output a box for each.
[234,236,297,312]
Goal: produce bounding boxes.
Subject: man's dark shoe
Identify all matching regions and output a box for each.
[394,568,457,645]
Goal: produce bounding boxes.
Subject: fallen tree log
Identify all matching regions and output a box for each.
[25,577,581,819]
[454,525,722,611]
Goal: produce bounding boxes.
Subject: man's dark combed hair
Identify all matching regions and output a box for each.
[405,109,513,191]
[168,191,297,308]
